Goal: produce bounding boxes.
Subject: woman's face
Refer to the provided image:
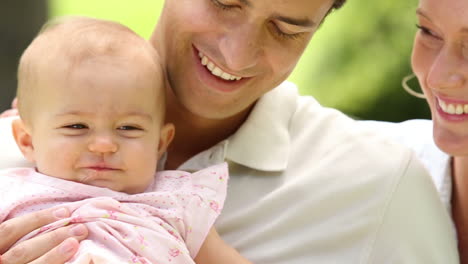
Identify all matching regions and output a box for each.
[152,0,334,120]
[412,0,468,156]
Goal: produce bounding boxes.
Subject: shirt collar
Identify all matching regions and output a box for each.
[176,81,299,172]
[225,81,298,171]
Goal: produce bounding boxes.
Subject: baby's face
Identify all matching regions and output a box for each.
[27,59,166,194]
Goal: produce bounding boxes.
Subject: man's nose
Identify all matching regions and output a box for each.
[219,23,263,72]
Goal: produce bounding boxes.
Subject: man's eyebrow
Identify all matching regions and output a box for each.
[274,14,316,27]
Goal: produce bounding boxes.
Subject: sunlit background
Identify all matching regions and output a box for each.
[1,0,429,121]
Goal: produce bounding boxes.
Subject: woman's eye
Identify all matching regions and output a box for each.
[65,124,87,129]
[416,24,440,40]
[415,24,444,49]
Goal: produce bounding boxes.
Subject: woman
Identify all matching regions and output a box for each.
[0,0,458,263]
[406,0,468,260]
[364,0,468,261]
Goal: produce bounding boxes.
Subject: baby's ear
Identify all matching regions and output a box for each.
[157,123,175,160]
[12,119,36,163]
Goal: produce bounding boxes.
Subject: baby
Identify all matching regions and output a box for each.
[0,16,231,264]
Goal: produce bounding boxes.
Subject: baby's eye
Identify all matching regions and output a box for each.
[118,125,142,131]
[64,124,88,129]
[117,125,145,138]
[59,123,88,136]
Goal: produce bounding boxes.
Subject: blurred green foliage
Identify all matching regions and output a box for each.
[48,0,163,39]
[289,0,430,121]
[48,0,430,122]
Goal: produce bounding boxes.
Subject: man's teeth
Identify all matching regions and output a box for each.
[438,98,468,115]
[198,52,242,81]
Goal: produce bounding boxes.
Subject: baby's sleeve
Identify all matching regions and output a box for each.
[178,163,229,258]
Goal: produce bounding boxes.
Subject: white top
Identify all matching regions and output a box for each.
[0,82,459,263]
[359,119,452,211]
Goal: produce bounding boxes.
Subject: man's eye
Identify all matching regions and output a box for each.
[65,124,87,129]
[463,44,468,59]
[275,28,302,40]
[210,0,237,10]
[271,23,303,41]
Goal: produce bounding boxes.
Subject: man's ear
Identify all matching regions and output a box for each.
[157,123,175,160]
[12,119,36,163]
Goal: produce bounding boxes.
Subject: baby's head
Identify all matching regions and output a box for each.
[13,16,174,194]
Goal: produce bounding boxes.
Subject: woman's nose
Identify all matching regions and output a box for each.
[427,45,466,90]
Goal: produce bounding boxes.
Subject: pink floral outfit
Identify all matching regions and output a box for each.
[0,163,228,264]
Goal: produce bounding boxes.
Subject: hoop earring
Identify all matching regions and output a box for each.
[402,74,426,99]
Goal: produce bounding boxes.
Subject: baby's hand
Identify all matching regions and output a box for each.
[0,98,18,118]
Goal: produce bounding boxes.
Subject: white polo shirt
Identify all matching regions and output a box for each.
[0,82,458,263]
[359,119,452,211]
[174,82,458,263]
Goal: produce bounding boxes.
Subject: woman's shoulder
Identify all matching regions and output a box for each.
[358,119,432,142]
[357,119,437,156]
[357,119,447,163]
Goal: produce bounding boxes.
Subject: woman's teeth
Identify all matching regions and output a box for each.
[198,52,242,81]
[438,98,468,115]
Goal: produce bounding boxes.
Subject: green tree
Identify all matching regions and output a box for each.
[288,0,430,121]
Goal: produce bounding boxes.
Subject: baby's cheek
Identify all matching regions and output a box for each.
[36,144,79,180]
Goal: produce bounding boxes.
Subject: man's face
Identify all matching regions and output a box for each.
[27,59,166,194]
[152,0,334,120]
